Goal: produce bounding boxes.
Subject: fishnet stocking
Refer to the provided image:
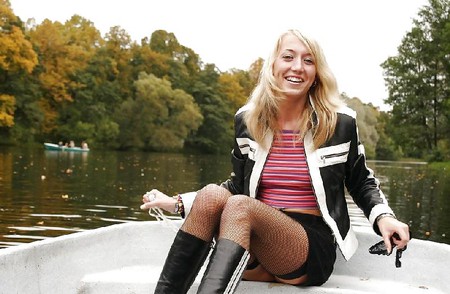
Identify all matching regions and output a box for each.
[219,195,309,277]
[180,184,309,277]
[180,184,232,242]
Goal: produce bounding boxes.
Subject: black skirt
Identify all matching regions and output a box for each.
[283,211,337,286]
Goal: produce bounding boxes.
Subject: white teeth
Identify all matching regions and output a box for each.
[286,77,303,83]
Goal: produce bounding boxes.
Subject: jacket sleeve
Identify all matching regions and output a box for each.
[344,117,394,235]
[220,111,247,195]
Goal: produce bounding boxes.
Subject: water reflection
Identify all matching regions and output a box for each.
[0,147,448,248]
[0,147,231,248]
[369,160,449,244]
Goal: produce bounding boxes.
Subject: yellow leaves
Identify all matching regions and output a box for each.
[218,73,247,111]
[39,71,73,102]
[0,2,37,72]
[0,94,15,127]
[29,16,100,103]
[0,0,17,27]
[0,22,38,74]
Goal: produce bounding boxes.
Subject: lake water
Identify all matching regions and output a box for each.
[0,146,448,248]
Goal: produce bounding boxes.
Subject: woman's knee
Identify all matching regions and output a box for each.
[225,194,251,208]
[221,195,252,219]
[193,184,231,212]
[197,184,229,198]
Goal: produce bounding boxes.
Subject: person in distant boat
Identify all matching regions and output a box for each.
[140,29,411,294]
[81,141,88,149]
[69,140,75,148]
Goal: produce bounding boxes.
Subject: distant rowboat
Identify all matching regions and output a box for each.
[44,142,89,152]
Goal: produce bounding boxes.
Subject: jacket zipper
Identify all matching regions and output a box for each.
[253,144,272,198]
[304,144,323,217]
[239,143,256,154]
[320,151,348,164]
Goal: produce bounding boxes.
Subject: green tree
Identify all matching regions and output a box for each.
[67,47,123,147]
[130,39,170,80]
[58,26,134,147]
[343,94,380,159]
[149,30,200,92]
[115,73,203,151]
[375,111,403,160]
[7,76,44,143]
[381,0,449,159]
[187,64,235,153]
[102,26,134,99]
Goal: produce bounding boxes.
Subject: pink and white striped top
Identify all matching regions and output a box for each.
[257,130,318,210]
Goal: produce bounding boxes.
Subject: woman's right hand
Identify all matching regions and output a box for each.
[140,189,177,214]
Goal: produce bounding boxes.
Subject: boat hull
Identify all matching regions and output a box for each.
[0,221,448,293]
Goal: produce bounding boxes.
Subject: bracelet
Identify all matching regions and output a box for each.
[173,194,185,218]
[376,213,396,223]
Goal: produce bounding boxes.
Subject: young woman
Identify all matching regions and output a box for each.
[140,29,410,294]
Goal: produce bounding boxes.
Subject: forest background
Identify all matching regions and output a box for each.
[1,0,449,161]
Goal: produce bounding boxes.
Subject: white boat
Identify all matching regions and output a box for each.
[44,142,90,152]
[0,221,448,294]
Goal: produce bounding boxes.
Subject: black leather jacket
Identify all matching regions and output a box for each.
[217,103,394,260]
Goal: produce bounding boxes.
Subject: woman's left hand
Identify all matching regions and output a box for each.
[140,189,177,214]
[378,216,410,254]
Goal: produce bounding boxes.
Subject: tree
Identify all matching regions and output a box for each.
[381,0,449,159]
[130,39,170,80]
[0,94,14,127]
[115,73,203,151]
[187,64,235,153]
[248,57,264,92]
[102,26,133,99]
[343,94,380,159]
[0,1,37,75]
[375,112,403,160]
[218,72,247,112]
[57,26,134,147]
[0,0,38,129]
[30,16,100,103]
[149,30,201,92]
[28,15,102,135]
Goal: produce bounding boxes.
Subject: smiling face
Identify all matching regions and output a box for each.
[273,33,317,101]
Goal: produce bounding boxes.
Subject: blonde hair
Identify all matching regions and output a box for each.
[244,29,343,150]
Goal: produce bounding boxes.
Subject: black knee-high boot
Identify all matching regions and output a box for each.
[197,239,250,294]
[154,230,211,294]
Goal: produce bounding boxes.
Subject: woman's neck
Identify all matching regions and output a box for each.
[278,96,308,130]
